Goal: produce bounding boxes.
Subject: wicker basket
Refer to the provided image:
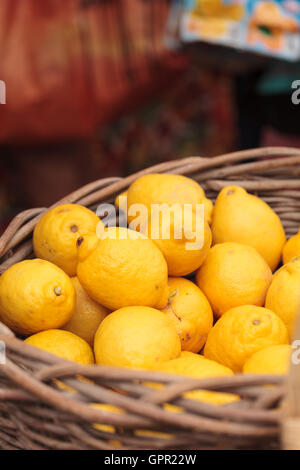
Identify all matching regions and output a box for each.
[1,146,300,450]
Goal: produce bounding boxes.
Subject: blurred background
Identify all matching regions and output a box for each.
[1,0,300,230]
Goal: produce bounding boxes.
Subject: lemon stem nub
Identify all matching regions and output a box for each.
[70,225,78,232]
[54,286,62,296]
[77,236,84,247]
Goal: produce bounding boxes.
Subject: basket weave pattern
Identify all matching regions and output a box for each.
[1,147,300,450]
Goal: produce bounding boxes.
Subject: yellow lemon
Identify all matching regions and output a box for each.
[126,173,206,219]
[196,242,272,317]
[63,277,109,346]
[54,376,93,394]
[243,344,291,375]
[282,230,300,264]
[153,351,238,405]
[125,174,213,276]
[94,306,181,369]
[212,186,286,271]
[91,403,124,434]
[91,403,173,442]
[163,403,182,413]
[25,329,94,364]
[126,173,212,224]
[33,203,103,276]
[204,305,289,372]
[77,228,169,311]
[114,190,128,210]
[162,277,213,353]
[265,256,300,338]
[203,197,214,225]
[140,206,212,276]
[115,188,214,231]
[133,429,173,440]
[0,259,75,335]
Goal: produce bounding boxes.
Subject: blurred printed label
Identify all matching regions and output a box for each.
[169,0,300,61]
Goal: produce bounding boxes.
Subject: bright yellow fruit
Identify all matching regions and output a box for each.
[204,305,289,372]
[114,190,128,209]
[91,403,171,443]
[265,256,300,338]
[25,329,94,364]
[91,403,124,434]
[153,351,238,405]
[243,344,291,375]
[203,197,214,225]
[133,430,173,440]
[162,277,213,353]
[126,172,212,223]
[77,228,169,311]
[0,259,75,335]
[141,206,212,276]
[127,173,205,217]
[196,242,272,317]
[282,231,300,264]
[212,186,286,271]
[94,306,181,369]
[33,203,103,276]
[125,174,213,276]
[62,277,109,346]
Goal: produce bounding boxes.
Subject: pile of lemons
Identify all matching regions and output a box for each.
[0,173,297,411]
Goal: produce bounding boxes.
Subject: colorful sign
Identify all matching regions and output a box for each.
[172,1,300,61]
